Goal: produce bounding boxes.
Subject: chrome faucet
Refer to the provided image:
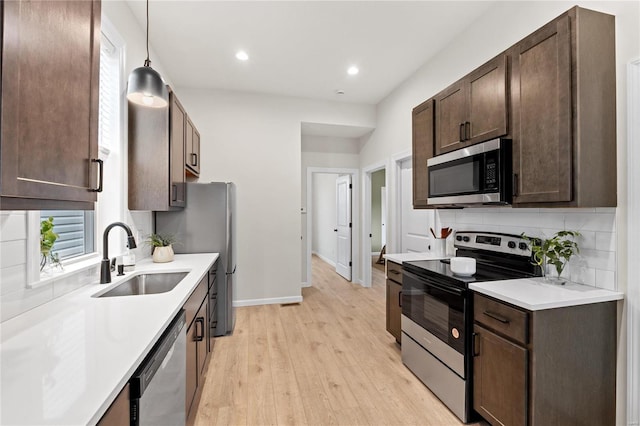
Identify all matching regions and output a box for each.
[100,222,137,284]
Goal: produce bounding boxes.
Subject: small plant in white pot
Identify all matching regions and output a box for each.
[146,233,177,263]
[522,230,581,284]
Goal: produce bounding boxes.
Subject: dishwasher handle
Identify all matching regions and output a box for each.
[130,310,186,398]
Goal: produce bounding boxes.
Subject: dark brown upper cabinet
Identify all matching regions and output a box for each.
[186,118,201,177]
[0,0,102,210]
[435,55,508,155]
[511,7,616,207]
[412,99,435,208]
[128,87,186,210]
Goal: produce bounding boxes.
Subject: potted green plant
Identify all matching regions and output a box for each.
[522,230,581,284]
[145,233,177,263]
[40,217,62,272]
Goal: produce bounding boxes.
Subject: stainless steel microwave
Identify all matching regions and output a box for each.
[427,138,512,206]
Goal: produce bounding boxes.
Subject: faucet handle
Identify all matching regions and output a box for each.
[110,257,117,272]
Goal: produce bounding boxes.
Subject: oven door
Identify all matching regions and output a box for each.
[401,269,466,355]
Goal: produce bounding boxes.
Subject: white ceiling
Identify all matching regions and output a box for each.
[125,1,496,105]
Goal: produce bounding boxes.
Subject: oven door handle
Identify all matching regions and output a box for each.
[403,270,464,296]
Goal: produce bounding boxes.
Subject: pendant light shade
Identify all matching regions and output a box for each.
[126,0,168,108]
[127,65,168,108]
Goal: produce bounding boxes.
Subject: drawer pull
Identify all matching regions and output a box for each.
[398,290,402,308]
[483,310,510,324]
[389,270,401,275]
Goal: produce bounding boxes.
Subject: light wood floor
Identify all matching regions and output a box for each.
[194,255,470,426]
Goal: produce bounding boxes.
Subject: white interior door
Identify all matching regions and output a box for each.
[400,159,433,252]
[335,175,352,281]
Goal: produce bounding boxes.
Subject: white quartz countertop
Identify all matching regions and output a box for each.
[470,278,624,311]
[384,252,451,263]
[0,253,218,426]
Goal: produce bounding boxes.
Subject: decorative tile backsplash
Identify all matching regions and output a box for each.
[436,207,618,290]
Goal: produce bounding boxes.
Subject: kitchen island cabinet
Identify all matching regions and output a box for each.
[1,0,102,210]
[472,292,617,425]
[385,260,403,343]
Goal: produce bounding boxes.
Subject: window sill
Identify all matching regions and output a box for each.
[28,254,102,289]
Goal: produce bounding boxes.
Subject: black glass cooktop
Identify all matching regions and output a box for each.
[403,258,537,289]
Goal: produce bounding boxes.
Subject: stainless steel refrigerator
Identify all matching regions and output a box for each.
[155,182,236,336]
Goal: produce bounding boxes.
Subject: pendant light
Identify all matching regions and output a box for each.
[127,0,168,108]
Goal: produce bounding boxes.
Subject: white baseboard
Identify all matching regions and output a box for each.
[233,295,303,307]
[301,281,311,288]
[312,251,336,267]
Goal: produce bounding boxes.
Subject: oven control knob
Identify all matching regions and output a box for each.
[507,241,517,249]
[462,236,470,242]
[456,235,462,241]
[519,242,528,250]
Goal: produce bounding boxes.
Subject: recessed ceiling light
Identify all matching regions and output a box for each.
[347,66,359,76]
[235,50,249,61]
[335,89,345,95]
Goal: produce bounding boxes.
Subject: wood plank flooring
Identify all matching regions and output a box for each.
[194,255,471,426]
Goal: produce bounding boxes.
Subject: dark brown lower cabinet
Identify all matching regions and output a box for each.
[385,260,403,343]
[97,384,129,426]
[473,324,527,425]
[185,278,210,425]
[473,293,616,425]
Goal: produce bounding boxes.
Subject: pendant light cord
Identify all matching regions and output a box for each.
[144,0,151,67]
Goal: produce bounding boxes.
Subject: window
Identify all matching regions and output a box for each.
[40,211,94,261]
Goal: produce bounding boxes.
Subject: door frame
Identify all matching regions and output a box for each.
[304,167,359,288]
[392,150,412,254]
[362,160,388,288]
[627,58,640,426]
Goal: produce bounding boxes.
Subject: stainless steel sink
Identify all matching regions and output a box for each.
[95,272,188,297]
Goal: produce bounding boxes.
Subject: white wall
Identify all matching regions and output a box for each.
[358,2,639,423]
[175,88,374,305]
[312,174,338,265]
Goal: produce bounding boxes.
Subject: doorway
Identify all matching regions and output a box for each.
[362,161,387,288]
[303,167,359,288]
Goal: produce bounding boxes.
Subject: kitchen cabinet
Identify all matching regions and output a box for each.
[472,293,616,425]
[0,0,101,210]
[385,260,403,343]
[435,55,508,155]
[511,7,616,206]
[184,274,210,425]
[97,384,129,426]
[186,118,201,177]
[128,87,186,210]
[412,99,434,208]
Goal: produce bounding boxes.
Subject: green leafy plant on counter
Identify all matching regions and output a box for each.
[522,230,581,283]
[40,217,62,271]
[144,233,178,248]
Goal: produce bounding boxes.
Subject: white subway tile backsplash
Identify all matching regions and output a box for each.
[450,208,618,289]
[595,269,616,291]
[0,212,27,242]
[0,265,27,296]
[53,266,99,298]
[0,240,26,269]
[0,284,53,322]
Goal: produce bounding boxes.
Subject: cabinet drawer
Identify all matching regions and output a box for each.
[386,261,403,284]
[185,276,207,328]
[474,294,528,345]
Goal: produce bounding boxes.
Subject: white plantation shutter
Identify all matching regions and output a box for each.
[40,211,94,261]
[98,34,119,150]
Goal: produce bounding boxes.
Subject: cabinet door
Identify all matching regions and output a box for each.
[97,384,129,426]
[196,298,208,377]
[185,320,198,415]
[412,99,434,208]
[386,279,402,342]
[186,118,200,176]
[467,55,508,145]
[473,324,527,426]
[1,0,101,207]
[169,93,186,207]
[435,82,467,155]
[512,16,572,204]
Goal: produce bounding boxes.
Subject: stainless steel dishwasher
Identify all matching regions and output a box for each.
[130,310,186,426]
